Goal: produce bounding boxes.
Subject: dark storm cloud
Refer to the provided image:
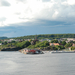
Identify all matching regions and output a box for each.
[0,0,11,6]
[9,19,75,27]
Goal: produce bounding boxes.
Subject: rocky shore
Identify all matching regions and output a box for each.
[1,47,22,51]
[19,48,44,54]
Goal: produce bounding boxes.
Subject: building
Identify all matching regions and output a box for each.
[0,43,2,45]
[49,43,62,46]
[72,43,75,47]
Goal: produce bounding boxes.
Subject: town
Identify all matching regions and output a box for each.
[0,36,75,51]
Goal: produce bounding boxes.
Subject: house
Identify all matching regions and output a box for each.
[31,39,39,45]
[66,38,75,43]
[0,43,2,45]
[49,43,62,46]
[72,43,75,46]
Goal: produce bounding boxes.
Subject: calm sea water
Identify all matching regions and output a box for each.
[0,51,75,75]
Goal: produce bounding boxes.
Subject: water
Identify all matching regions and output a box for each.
[0,51,75,75]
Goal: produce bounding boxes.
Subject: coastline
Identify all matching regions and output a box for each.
[1,47,22,51]
[1,47,75,54]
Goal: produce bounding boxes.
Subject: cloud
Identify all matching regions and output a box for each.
[0,17,6,21]
[42,0,51,2]
[16,0,26,2]
[0,0,75,27]
[0,0,11,6]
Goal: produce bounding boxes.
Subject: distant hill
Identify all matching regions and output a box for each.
[0,37,8,39]
[14,34,75,39]
[0,34,75,40]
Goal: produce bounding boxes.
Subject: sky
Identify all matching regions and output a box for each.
[0,0,75,37]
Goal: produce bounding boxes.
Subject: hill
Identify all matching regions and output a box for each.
[0,37,8,39]
[14,34,75,39]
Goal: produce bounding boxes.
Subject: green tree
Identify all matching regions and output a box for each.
[55,45,65,50]
[73,41,75,44]
[11,41,16,43]
[71,46,75,50]
[29,39,32,42]
[61,41,66,45]
[28,41,49,48]
[65,43,72,48]
[16,41,31,48]
[0,40,2,43]
[4,41,7,45]
[51,39,58,43]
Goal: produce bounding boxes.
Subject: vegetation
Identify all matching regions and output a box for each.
[65,43,72,48]
[71,46,75,50]
[1,34,75,51]
[61,41,66,45]
[16,41,31,48]
[14,34,75,39]
[28,41,49,49]
[55,45,65,50]
[51,39,58,43]
[0,41,31,50]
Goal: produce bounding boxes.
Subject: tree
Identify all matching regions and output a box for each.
[28,41,49,48]
[55,45,65,50]
[71,46,75,50]
[65,43,72,48]
[4,41,7,45]
[61,41,66,45]
[0,40,2,43]
[51,39,58,43]
[29,39,32,42]
[73,41,75,44]
[16,41,31,48]
[11,41,16,43]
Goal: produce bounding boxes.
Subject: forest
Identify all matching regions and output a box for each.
[14,34,75,39]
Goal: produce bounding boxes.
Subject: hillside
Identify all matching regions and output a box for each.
[14,34,75,39]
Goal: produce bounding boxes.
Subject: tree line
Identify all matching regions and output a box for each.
[14,34,75,39]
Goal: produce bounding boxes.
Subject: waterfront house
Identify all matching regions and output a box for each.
[49,43,62,46]
[72,43,75,47]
